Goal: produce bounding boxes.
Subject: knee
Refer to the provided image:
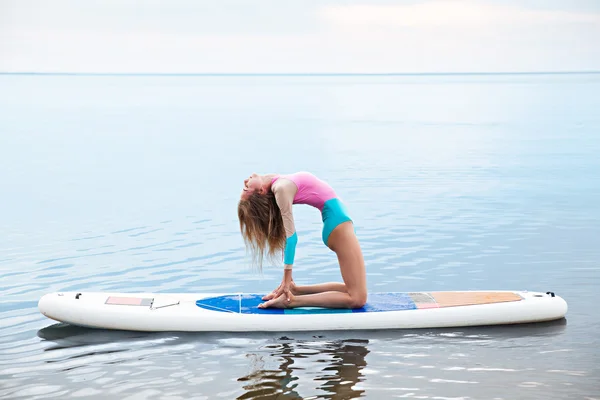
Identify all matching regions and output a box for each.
[349,292,367,308]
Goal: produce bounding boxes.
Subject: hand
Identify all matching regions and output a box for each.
[262,271,294,302]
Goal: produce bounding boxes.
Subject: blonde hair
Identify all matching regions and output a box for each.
[237,191,286,271]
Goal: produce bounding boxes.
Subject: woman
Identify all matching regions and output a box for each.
[237,171,367,309]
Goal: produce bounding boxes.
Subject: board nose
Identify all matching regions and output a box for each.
[38,292,61,317]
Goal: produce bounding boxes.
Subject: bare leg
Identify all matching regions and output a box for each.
[292,282,347,295]
[261,281,347,301]
[259,221,367,309]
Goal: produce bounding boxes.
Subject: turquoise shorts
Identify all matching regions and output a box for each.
[321,198,353,246]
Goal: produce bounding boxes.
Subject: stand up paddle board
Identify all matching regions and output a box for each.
[37,290,567,332]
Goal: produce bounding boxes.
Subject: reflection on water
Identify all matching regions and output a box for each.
[27,319,574,399]
[36,318,568,349]
[238,338,369,399]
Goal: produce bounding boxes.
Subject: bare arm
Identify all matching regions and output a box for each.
[260,180,298,304]
[273,180,298,269]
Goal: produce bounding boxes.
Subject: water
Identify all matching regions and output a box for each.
[1,73,599,399]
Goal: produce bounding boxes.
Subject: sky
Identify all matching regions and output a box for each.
[1,0,599,73]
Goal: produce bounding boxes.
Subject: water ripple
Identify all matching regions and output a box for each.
[2,73,600,399]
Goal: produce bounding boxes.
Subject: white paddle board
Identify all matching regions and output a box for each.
[38,290,567,332]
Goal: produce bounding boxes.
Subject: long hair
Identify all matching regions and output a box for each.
[238,191,286,272]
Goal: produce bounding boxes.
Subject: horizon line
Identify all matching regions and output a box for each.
[1,70,600,77]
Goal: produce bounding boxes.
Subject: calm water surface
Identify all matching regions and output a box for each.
[1,73,599,399]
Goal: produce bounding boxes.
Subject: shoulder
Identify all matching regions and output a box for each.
[272,176,298,193]
[271,178,296,205]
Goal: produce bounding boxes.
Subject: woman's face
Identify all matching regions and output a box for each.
[241,173,262,200]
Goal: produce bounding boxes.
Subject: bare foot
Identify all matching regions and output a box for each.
[258,293,293,309]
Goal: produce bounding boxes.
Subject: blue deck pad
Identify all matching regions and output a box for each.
[356,292,417,312]
[195,293,417,314]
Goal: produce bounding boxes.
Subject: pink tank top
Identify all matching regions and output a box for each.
[271,171,337,211]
